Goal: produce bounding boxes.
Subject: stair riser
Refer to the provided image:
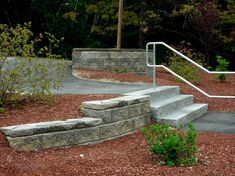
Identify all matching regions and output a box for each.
[157,105,208,127]
[151,96,194,119]
[148,87,180,101]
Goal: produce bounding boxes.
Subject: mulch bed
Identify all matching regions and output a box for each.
[0,131,234,176]
[0,69,234,175]
[0,95,117,127]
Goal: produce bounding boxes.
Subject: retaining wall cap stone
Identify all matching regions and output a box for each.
[112,95,150,105]
[82,99,127,110]
[0,125,18,134]
[0,117,102,137]
[72,48,145,52]
[82,95,150,110]
[66,117,102,126]
[9,125,34,137]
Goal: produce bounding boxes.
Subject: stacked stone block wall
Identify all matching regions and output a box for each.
[72,48,152,75]
[0,95,151,151]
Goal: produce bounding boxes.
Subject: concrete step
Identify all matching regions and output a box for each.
[151,95,194,119]
[126,86,208,127]
[125,86,179,102]
[157,104,208,127]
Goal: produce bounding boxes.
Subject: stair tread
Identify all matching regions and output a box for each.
[158,104,208,120]
[151,95,193,107]
[125,86,179,95]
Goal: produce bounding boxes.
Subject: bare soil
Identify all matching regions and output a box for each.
[0,69,234,176]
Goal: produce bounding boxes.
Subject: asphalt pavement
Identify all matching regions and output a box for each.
[51,62,151,94]
[185,112,235,134]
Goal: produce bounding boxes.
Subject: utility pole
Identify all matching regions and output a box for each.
[117,0,123,49]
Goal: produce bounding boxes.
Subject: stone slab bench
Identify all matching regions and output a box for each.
[0,95,151,151]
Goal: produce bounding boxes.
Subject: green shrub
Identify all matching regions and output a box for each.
[112,67,128,74]
[168,57,200,84]
[0,22,65,107]
[167,41,207,84]
[0,100,4,114]
[142,123,198,166]
[215,55,229,82]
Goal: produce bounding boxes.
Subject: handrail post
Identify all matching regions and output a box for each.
[153,44,156,89]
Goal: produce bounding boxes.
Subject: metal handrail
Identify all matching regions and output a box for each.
[146,42,235,99]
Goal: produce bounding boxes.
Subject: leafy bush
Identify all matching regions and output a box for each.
[142,123,198,166]
[215,55,229,82]
[168,41,205,84]
[112,67,128,74]
[0,100,4,114]
[168,57,200,84]
[173,41,206,67]
[0,22,65,107]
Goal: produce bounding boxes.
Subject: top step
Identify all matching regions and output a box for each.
[124,86,180,102]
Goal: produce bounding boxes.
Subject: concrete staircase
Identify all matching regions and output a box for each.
[125,86,208,127]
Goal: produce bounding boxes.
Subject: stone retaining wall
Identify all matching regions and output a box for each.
[0,95,151,151]
[72,48,152,75]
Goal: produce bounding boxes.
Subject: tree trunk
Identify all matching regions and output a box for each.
[117,0,123,49]
[138,0,147,48]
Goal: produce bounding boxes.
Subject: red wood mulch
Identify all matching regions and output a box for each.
[0,69,234,176]
[0,131,234,176]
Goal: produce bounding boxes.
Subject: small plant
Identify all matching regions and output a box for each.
[142,123,198,166]
[112,67,128,74]
[168,57,200,84]
[215,55,229,82]
[0,100,4,114]
[167,41,205,84]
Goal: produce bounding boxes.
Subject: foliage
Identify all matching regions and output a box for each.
[0,0,234,70]
[220,0,235,26]
[168,57,200,84]
[168,41,203,84]
[0,23,65,107]
[142,123,198,166]
[219,0,235,61]
[85,0,161,47]
[112,67,128,74]
[173,41,206,66]
[0,100,4,114]
[215,55,230,82]
[187,0,221,67]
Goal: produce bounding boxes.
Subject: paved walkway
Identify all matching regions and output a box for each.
[188,112,235,134]
[51,64,150,95]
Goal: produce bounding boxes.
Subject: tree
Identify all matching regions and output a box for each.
[219,0,235,69]
[188,0,221,67]
[0,0,234,69]
[117,0,123,48]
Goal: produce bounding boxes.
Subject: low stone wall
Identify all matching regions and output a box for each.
[0,95,151,151]
[72,48,152,75]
